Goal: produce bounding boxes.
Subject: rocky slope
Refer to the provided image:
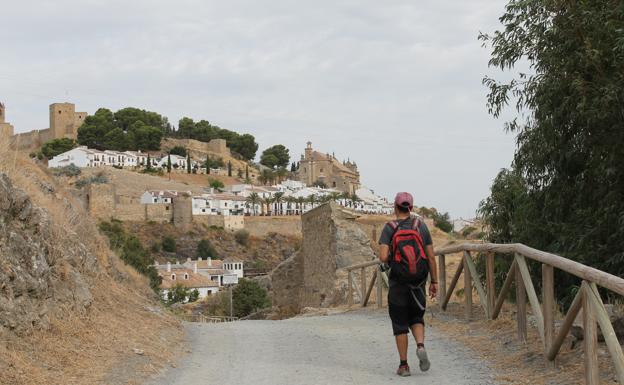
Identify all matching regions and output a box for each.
[0,155,181,385]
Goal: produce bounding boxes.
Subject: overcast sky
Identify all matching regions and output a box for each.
[2,0,517,218]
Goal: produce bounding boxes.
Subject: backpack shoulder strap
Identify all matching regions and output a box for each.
[411,216,422,230]
[388,221,399,231]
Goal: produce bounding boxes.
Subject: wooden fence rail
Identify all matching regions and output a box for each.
[344,242,624,385]
[179,314,239,323]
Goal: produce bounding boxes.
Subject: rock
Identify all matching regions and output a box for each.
[0,173,97,335]
[133,348,145,355]
[571,304,624,342]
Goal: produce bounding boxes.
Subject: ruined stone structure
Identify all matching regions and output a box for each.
[5,102,87,151]
[0,103,15,142]
[270,202,376,315]
[297,142,361,194]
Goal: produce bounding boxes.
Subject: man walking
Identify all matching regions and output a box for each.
[378,192,438,376]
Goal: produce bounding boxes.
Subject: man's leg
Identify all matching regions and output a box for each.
[410,323,424,344]
[395,333,408,361]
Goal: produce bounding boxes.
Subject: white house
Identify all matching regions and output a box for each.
[183,257,243,286]
[156,262,220,300]
[48,146,106,168]
[192,193,247,216]
[140,190,185,204]
[156,154,189,169]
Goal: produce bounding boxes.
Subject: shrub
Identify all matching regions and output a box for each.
[232,279,271,317]
[169,146,187,157]
[74,172,108,188]
[98,220,161,292]
[461,226,477,238]
[52,164,82,177]
[197,238,218,259]
[208,178,224,190]
[234,229,250,246]
[150,242,161,253]
[432,211,453,233]
[161,236,177,252]
[41,138,77,158]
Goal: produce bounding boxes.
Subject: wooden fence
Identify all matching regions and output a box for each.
[345,242,624,385]
[345,260,387,308]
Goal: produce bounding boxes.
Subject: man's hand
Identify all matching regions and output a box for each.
[429,282,438,299]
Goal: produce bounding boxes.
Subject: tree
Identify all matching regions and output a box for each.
[246,192,260,216]
[275,167,288,184]
[231,134,258,161]
[208,177,225,191]
[188,289,200,302]
[167,153,172,174]
[245,165,249,180]
[479,1,624,301]
[260,145,290,169]
[166,284,191,305]
[313,179,327,189]
[186,152,191,174]
[169,146,187,156]
[273,192,285,215]
[41,138,76,158]
[162,236,176,252]
[227,161,232,177]
[432,211,453,233]
[262,196,273,216]
[237,168,243,178]
[206,155,210,174]
[232,279,271,318]
[197,239,218,259]
[146,153,152,171]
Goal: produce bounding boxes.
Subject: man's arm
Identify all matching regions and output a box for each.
[425,244,438,298]
[379,244,390,263]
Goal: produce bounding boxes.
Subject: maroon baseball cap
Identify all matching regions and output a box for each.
[394,192,413,209]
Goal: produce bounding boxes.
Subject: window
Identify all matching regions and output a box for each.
[184,273,189,280]
[320,168,324,173]
[171,274,176,280]
[165,206,170,211]
[58,110,61,114]
[153,198,157,203]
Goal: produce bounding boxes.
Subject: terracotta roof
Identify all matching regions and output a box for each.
[159,268,219,289]
[309,151,358,175]
[194,259,224,269]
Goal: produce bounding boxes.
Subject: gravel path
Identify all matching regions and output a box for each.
[150,309,497,385]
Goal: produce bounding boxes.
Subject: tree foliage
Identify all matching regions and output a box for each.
[232,278,271,318]
[98,220,161,291]
[197,239,218,259]
[479,1,624,300]
[260,145,290,169]
[173,117,258,160]
[169,146,187,156]
[77,107,165,151]
[41,138,77,158]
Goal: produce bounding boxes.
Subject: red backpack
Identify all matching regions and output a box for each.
[388,217,430,285]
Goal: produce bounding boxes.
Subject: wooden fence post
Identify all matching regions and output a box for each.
[486,252,495,318]
[360,267,366,304]
[438,254,446,304]
[542,264,555,361]
[515,260,527,342]
[347,271,353,307]
[464,252,472,320]
[582,284,599,385]
[377,268,383,309]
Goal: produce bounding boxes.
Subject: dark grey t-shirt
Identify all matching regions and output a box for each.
[378,216,433,248]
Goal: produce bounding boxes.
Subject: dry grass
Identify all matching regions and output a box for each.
[0,143,183,384]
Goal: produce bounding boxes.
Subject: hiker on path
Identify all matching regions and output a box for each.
[378,192,438,377]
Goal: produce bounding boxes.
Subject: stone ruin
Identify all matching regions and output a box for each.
[268,202,376,316]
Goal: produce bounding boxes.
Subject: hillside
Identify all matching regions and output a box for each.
[0,148,181,384]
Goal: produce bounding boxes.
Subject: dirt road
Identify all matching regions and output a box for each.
[150,309,498,385]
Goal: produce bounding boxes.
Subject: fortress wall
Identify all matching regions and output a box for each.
[244,216,302,237]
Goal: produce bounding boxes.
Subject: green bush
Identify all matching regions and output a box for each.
[98,220,161,292]
[432,211,453,233]
[461,226,477,238]
[52,164,82,177]
[41,138,77,158]
[197,239,218,259]
[234,230,250,246]
[232,279,271,317]
[161,236,177,252]
[75,172,108,188]
[169,146,187,156]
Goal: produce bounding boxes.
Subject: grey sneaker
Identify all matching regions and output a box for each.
[396,364,411,377]
[417,347,430,372]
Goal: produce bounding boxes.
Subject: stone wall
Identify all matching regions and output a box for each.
[244,216,302,237]
[87,183,116,219]
[172,195,193,226]
[270,202,375,314]
[146,204,172,223]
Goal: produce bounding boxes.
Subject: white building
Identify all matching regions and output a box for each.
[192,193,247,216]
[157,262,220,300]
[182,257,243,286]
[141,190,187,204]
[48,146,149,169]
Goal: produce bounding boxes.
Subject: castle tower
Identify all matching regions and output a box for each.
[49,103,87,140]
[305,141,313,159]
[0,102,15,140]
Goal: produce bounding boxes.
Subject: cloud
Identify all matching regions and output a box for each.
[1,0,515,218]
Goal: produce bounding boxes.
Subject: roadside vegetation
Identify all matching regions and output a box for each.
[478,1,624,305]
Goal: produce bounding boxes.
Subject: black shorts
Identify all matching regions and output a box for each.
[388,285,426,336]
